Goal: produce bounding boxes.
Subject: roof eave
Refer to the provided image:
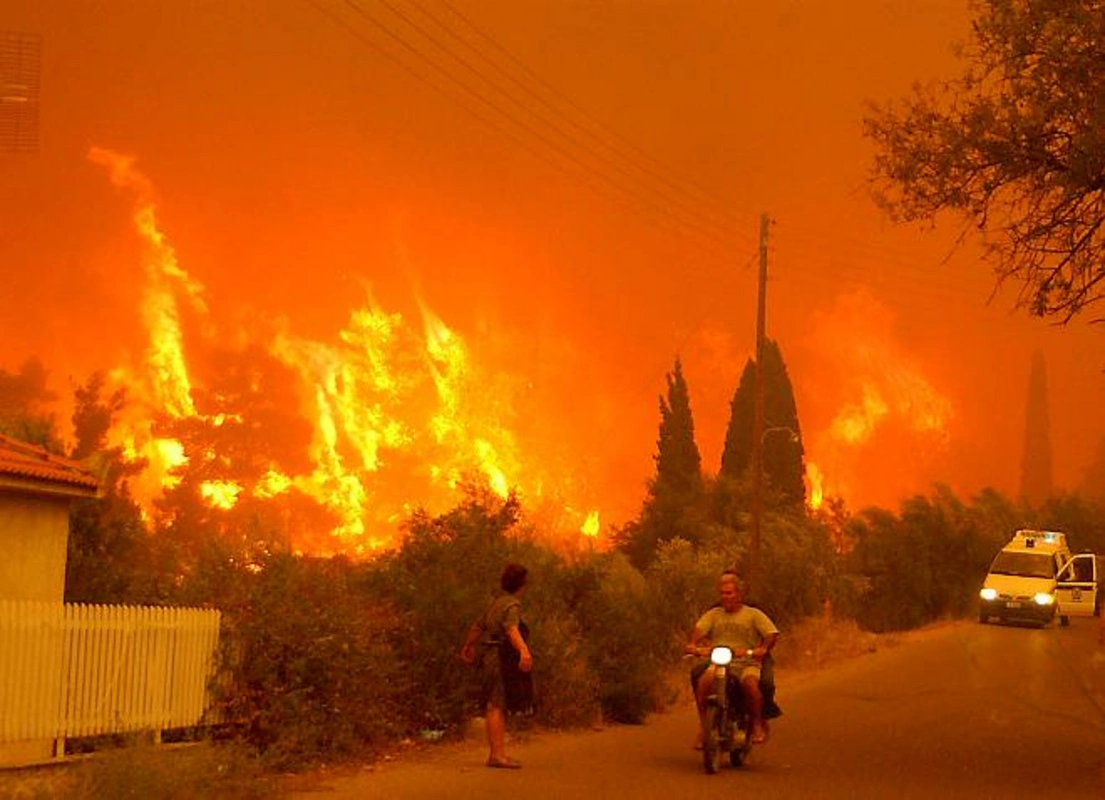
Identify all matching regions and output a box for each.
[0,475,101,500]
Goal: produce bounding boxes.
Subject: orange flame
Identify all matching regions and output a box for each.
[805,462,824,510]
[89,148,602,553]
[804,290,953,508]
[200,480,242,510]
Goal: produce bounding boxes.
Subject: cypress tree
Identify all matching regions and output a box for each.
[719,339,806,506]
[653,357,703,497]
[618,357,704,567]
[1019,351,1053,507]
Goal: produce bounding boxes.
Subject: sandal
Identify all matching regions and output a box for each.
[487,757,522,769]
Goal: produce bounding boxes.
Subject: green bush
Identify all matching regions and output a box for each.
[217,554,406,769]
[570,553,669,723]
[527,609,601,728]
[363,490,544,732]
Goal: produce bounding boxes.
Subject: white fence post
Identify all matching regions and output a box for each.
[0,602,221,750]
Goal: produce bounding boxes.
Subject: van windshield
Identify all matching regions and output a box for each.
[989,551,1055,579]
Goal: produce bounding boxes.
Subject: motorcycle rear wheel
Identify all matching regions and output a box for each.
[702,707,722,775]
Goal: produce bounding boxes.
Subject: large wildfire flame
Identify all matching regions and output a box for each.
[89,148,599,553]
[802,290,953,509]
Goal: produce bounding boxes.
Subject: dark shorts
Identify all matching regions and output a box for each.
[474,644,534,715]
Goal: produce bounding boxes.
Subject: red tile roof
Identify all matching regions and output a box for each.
[0,434,101,495]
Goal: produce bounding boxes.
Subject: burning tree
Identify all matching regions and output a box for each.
[864,0,1105,322]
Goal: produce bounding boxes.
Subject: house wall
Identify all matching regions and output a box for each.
[0,492,69,603]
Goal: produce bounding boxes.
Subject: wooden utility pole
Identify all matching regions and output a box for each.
[748,213,769,599]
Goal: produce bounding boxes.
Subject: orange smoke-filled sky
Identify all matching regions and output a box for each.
[2,0,1102,539]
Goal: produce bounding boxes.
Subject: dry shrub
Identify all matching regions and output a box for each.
[0,741,277,800]
[0,766,74,800]
[773,613,890,672]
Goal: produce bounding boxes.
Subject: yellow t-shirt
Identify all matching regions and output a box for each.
[694,605,778,661]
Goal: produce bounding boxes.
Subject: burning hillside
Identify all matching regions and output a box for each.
[89,147,600,553]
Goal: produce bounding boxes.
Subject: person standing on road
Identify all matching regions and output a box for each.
[459,562,534,769]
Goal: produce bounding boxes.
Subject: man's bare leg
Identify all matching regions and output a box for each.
[693,670,715,748]
[741,676,767,743]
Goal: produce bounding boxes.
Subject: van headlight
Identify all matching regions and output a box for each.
[710,646,733,666]
[980,588,998,601]
[1033,592,1055,606]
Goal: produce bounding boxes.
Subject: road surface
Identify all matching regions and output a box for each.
[291,618,1105,800]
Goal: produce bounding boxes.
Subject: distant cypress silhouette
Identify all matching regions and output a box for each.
[1019,351,1053,507]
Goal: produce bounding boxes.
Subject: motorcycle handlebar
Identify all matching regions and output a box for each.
[683,646,758,659]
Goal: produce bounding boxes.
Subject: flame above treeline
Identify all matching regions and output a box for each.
[89,147,600,553]
[801,291,955,507]
[86,148,955,553]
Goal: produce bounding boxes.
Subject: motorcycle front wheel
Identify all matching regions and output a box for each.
[702,706,722,774]
[727,717,749,767]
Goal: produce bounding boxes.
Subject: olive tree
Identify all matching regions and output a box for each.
[864,0,1104,322]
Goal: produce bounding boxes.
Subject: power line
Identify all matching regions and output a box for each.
[424,0,762,233]
[379,0,743,242]
[387,0,1006,298]
[324,0,752,261]
[308,1,1004,317]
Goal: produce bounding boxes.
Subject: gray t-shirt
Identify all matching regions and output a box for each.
[479,594,522,645]
[694,605,778,660]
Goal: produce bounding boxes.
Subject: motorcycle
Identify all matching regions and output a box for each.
[699,645,756,774]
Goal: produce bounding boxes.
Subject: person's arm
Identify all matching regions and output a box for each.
[506,624,533,672]
[753,632,778,661]
[459,619,483,665]
[685,612,711,657]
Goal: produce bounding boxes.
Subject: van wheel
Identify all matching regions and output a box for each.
[1059,615,1070,627]
[978,611,988,624]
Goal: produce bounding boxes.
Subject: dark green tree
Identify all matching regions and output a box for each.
[654,357,703,496]
[0,358,60,449]
[617,358,705,567]
[864,0,1105,322]
[719,339,806,506]
[1019,351,1053,506]
[1035,491,1105,555]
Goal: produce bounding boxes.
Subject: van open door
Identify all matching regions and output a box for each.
[1056,553,1098,624]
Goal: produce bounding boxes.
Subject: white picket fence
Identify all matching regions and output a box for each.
[0,602,221,745]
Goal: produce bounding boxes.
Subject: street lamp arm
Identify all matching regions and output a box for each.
[761,425,799,444]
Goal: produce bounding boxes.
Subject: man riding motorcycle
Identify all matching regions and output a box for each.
[686,571,779,745]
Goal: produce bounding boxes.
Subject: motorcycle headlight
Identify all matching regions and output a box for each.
[980,588,998,601]
[710,646,733,666]
[1033,592,1055,606]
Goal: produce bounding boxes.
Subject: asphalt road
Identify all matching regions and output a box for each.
[292,618,1105,800]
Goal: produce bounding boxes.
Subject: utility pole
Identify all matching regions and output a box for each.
[747,213,769,599]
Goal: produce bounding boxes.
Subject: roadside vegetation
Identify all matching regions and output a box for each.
[3,357,1102,779]
[3,312,1105,793]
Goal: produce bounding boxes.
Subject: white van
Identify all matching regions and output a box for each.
[978,530,1098,626]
